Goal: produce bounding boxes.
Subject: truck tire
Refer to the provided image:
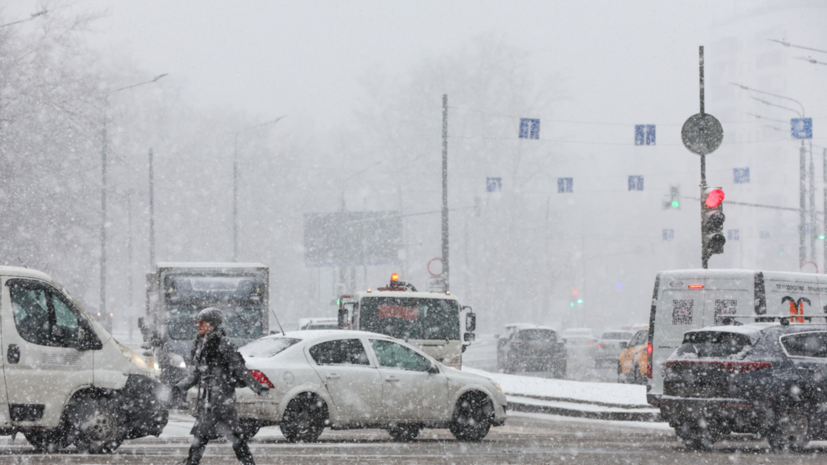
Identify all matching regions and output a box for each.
[387,424,421,441]
[25,428,70,453]
[70,397,124,454]
[768,409,810,451]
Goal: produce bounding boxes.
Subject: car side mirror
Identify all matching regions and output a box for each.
[465,311,476,332]
[619,341,628,349]
[464,333,475,342]
[75,319,102,351]
[428,364,440,374]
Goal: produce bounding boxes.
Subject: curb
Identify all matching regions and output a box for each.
[507,399,661,422]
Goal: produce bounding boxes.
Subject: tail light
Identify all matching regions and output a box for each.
[665,361,771,374]
[249,370,275,388]
[596,343,602,348]
[646,342,653,379]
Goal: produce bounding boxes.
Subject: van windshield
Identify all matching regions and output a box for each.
[675,331,754,359]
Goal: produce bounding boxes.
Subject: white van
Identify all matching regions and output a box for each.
[0,267,168,453]
[647,269,827,407]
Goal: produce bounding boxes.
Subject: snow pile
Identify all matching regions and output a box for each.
[463,366,648,407]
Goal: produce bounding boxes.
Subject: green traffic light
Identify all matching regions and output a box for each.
[820,235,825,241]
[671,200,679,208]
[570,302,575,307]
[577,299,583,304]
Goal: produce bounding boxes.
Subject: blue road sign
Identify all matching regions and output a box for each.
[519,118,540,139]
[486,177,502,192]
[557,177,573,193]
[733,168,750,184]
[628,175,644,191]
[791,118,812,139]
[663,229,674,241]
[635,125,656,145]
[727,229,739,241]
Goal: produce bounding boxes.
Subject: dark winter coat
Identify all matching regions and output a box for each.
[176,328,265,438]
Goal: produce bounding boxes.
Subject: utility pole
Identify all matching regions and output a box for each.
[810,141,816,262]
[441,94,449,290]
[127,193,133,339]
[800,141,806,268]
[699,47,709,269]
[823,148,827,274]
[149,148,156,268]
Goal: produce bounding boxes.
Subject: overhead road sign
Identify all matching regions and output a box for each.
[519,118,540,139]
[634,125,656,145]
[791,118,812,139]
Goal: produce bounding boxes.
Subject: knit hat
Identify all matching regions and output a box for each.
[197,307,223,327]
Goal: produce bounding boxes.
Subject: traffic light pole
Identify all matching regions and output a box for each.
[699,47,709,270]
[441,94,450,289]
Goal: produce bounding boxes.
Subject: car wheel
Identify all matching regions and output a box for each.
[280,393,327,443]
[675,423,720,450]
[69,398,124,454]
[768,409,810,451]
[25,428,71,453]
[238,419,261,440]
[632,364,641,384]
[553,361,566,379]
[387,424,421,441]
[450,392,493,442]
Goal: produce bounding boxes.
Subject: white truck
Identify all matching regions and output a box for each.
[0,266,167,453]
[337,274,476,368]
[141,262,269,402]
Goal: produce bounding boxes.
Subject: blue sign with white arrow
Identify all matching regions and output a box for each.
[791,118,812,140]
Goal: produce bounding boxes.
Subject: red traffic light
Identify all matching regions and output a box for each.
[705,189,725,208]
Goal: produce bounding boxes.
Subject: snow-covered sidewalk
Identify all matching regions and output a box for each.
[463,366,660,421]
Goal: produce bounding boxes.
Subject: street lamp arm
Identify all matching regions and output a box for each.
[769,39,827,55]
[731,82,805,116]
[107,74,169,99]
[749,97,802,118]
[234,116,287,142]
[794,56,827,66]
[746,112,788,124]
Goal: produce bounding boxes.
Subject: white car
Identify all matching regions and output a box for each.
[191,330,507,442]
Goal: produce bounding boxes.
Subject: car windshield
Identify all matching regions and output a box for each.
[675,331,754,359]
[359,296,460,340]
[519,329,556,341]
[601,332,633,340]
[240,337,301,358]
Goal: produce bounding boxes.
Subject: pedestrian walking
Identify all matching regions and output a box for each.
[177,307,269,465]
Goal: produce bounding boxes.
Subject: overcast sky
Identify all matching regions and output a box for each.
[7,1,788,132]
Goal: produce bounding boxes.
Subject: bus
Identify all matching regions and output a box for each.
[337,274,476,368]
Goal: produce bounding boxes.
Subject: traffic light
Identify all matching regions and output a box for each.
[702,187,726,259]
[670,185,680,209]
[663,185,680,209]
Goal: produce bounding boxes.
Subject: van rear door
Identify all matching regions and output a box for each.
[651,286,705,395]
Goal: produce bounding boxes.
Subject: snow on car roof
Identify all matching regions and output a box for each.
[263,329,396,341]
[354,290,459,300]
[0,266,53,282]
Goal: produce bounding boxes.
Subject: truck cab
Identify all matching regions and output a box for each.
[337,274,476,368]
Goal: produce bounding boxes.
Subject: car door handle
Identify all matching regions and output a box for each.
[385,376,400,382]
[326,373,341,379]
[7,344,20,365]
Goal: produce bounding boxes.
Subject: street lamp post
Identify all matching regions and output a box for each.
[732,83,809,268]
[100,74,167,320]
[233,116,286,262]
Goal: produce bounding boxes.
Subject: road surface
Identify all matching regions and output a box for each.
[0,412,824,464]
